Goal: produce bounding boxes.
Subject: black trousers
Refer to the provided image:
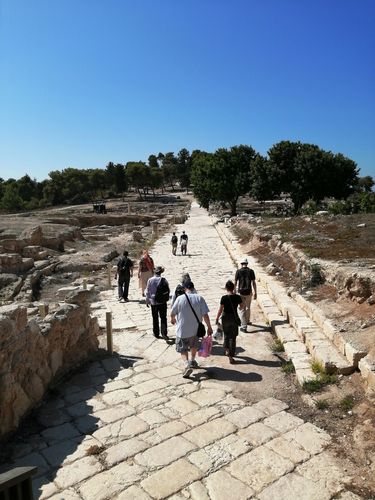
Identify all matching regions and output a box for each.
[118,276,130,299]
[222,316,238,357]
[151,303,168,337]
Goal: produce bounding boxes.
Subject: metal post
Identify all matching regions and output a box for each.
[106,311,113,354]
[82,278,87,290]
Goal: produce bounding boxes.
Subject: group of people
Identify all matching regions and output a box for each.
[170,231,188,255]
[115,244,257,378]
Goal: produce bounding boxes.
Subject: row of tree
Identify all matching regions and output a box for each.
[0,142,373,214]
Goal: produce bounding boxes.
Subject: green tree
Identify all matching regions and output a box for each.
[355,175,374,193]
[1,182,25,211]
[191,145,256,215]
[105,162,127,195]
[126,162,149,199]
[250,155,277,206]
[161,152,178,190]
[177,148,192,191]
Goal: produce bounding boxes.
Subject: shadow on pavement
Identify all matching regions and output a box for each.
[191,367,263,383]
[234,355,282,368]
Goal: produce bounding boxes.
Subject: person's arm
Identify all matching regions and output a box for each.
[234,270,239,291]
[202,313,213,335]
[215,305,224,324]
[170,313,176,325]
[252,280,257,299]
[129,261,134,277]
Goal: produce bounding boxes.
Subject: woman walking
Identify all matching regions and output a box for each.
[215,280,243,364]
[138,249,154,297]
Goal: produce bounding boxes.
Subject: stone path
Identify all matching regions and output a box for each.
[3,203,358,499]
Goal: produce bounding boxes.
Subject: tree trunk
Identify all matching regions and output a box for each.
[229,199,238,216]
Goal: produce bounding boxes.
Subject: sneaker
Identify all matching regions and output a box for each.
[240,326,247,332]
[161,334,169,340]
[229,357,235,364]
[182,367,193,378]
[124,298,129,302]
[190,359,199,368]
[118,297,123,302]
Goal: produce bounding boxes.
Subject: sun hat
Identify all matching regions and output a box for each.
[240,258,248,265]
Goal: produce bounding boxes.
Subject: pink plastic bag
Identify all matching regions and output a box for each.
[198,335,212,358]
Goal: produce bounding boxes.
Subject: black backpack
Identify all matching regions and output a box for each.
[154,278,170,303]
[171,235,178,244]
[174,284,185,298]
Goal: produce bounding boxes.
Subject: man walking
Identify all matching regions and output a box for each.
[171,280,213,378]
[145,266,170,340]
[171,232,178,255]
[115,250,134,302]
[180,231,188,255]
[234,258,257,331]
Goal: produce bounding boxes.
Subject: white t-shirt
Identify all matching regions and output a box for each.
[171,292,209,339]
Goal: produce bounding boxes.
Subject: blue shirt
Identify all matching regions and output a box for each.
[171,292,209,339]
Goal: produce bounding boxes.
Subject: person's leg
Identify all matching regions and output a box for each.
[151,305,160,337]
[123,276,130,300]
[245,294,252,324]
[159,303,168,338]
[239,295,247,329]
[118,279,124,300]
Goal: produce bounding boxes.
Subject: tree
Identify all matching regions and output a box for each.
[177,148,192,191]
[355,175,374,193]
[250,155,277,205]
[161,152,178,190]
[105,162,127,195]
[191,145,256,215]
[1,182,25,211]
[125,162,149,199]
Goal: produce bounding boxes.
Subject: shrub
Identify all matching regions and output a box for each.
[270,339,285,352]
[301,199,319,215]
[310,263,325,286]
[340,395,354,411]
[281,361,295,374]
[315,399,330,410]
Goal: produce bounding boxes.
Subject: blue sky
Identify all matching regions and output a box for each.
[0,0,374,181]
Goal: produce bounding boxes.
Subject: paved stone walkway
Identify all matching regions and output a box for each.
[5,203,357,499]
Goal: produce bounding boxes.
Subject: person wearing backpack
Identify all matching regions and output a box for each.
[171,273,197,305]
[171,232,178,255]
[145,266,170,340]
[114,250,134,302]
[234,258,257,332]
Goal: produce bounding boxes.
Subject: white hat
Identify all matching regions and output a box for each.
[240,258,248,264]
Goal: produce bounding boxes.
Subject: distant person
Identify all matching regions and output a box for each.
[138,249,154,297]
[115,250,134,302]
[180,231,188,255]
[234,258,257,331]
[145,266,170,340]
[171,280,213,378]
[171,232,178,255]
[215,280,243,364]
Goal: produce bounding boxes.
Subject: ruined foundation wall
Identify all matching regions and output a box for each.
[0,290,100,438]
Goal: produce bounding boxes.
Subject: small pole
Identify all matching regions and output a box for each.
[107,264,112,288]
[82,278,87,290]
[39,303,49,318]
[106,311,113,354]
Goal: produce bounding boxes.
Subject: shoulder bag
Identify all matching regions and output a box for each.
[184,293,206,338]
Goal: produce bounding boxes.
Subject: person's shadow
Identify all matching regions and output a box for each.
[190,367,262,383]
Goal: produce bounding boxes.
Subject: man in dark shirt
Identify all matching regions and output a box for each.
[180,231,188,255]
[234,258,257,331]
[115,250,134,302]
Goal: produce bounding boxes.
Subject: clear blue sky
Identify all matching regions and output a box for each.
[0,0,374,181]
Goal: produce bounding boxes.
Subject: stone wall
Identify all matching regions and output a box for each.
[0,290,100,439]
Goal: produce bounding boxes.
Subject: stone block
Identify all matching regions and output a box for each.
[322,319,336,341]
[345,343,367,368]
[181,406,221,427]
[263,411,304,433]
[188,388,227,407]
[136,436,195,468]
[238,422,278,446]
[275,324,300,343]
[258,472,330,500]
[332,331,346,355]
[142,420,189,446]
[54,456,102,489]
[294,318,317,339]
[116,486,152,499]
[295,368,317,385]
[183,417,236,448]
[304,329,328,352]
[311,344,354,375]
[265,435,310,464]
[92,416,149,445]
[140,459,202,499]
[131,378,168,396]
[224,406,266,428]
[205,470,254,500]
[252,397,289,416]
[283,422,331,455]
[284,341,307,358]
[105,438,149,466]
[358,354,375,393]
[227,446,294,492]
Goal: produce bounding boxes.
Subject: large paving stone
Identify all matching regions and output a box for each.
[140,458,202,499]
[138,408,169,426]
[141,420,189,446]
[92,416,149,445]
[54,456,102,489]
[187,388,227,407]
[116,485,152,499]
[41,436,101,467]
[183,417,237,448]
[263,410,304,433]
[94,404,135,423]
[128,391,169,411]
[258,472,330,500]
[165,396,200,416]
[135,435,196,467]
[227,446,294,492]
[224,405,266,428]
[181,406,222,427]
[205,470,254,500]
[79,462,145,500]
[101,388,136,406]
[238,422,279,446]
[105,437,149,466]
[41,423,81,445]
[283,422,331,455]
[252,397,289,416]
[265,435,310,463]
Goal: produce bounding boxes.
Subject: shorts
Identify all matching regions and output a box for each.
[175,335,199,353]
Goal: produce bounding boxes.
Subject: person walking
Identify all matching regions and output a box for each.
[138,249,154,297]
[171,232,178,255]
[171,272,196,305]
[170,280,213,378]
[234,258,257,332]
[145,266,170,340]
[215,280,243,364]
[180,231,188,255]
[115,250,134,302]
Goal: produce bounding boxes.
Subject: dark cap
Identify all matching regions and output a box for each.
[154,266,164,274]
